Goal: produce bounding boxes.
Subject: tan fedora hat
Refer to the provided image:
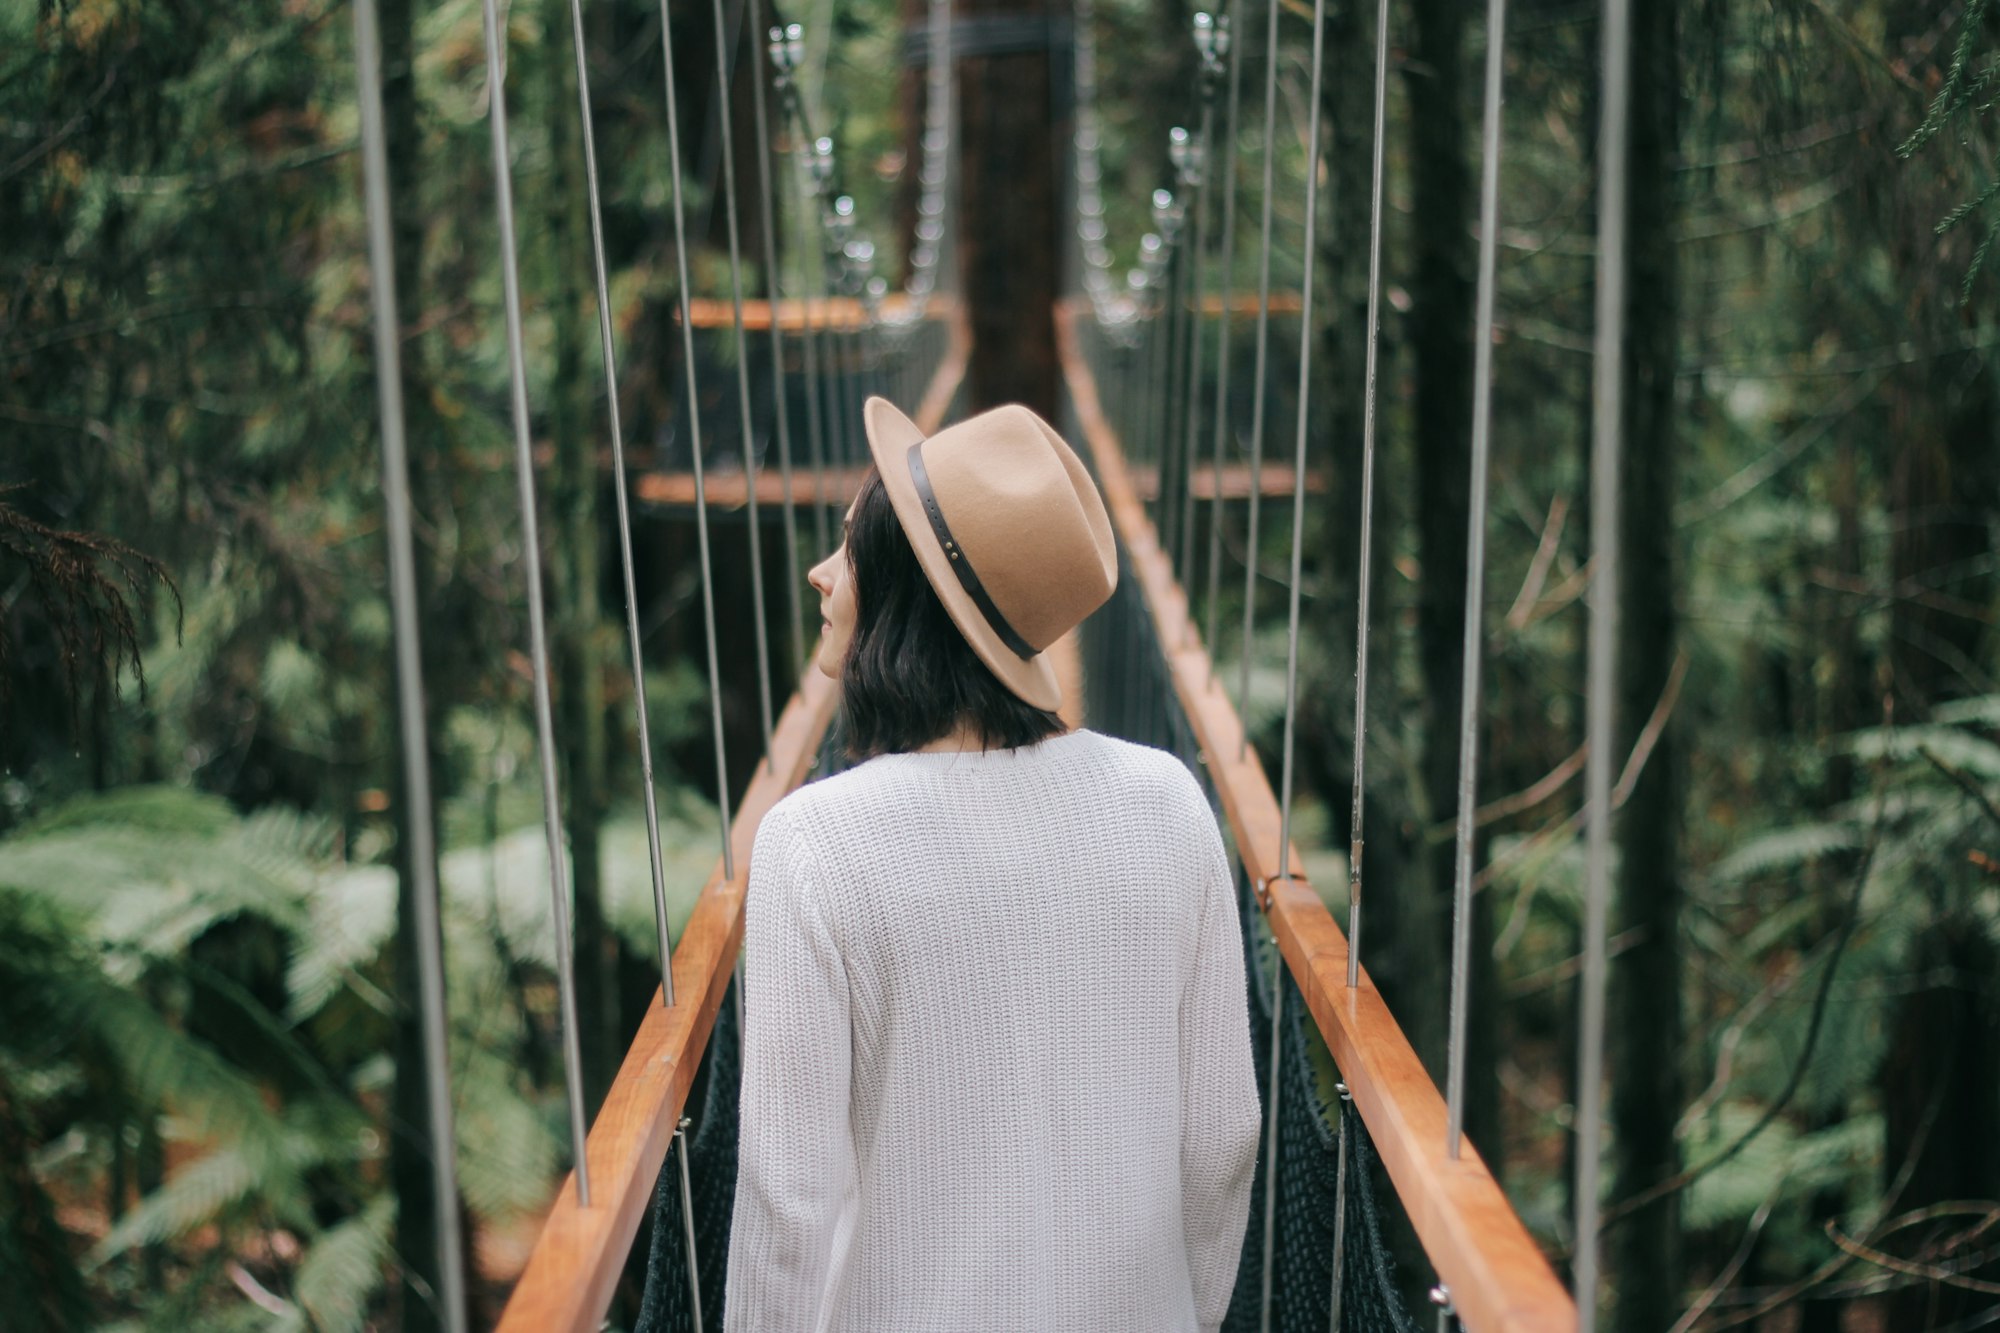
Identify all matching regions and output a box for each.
[863,395,1117,712]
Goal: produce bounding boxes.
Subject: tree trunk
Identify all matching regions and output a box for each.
[378,0,456,1325]
[1882,917,2000,1330]
[1608,3,1685,1326]
[1399,0,1481,1146]
[958,0,1067,416]
[544,0,616,1110]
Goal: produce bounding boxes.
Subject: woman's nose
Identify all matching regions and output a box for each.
[807,557,832,596]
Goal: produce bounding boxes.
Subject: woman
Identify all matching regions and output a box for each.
[725,397,1261,1332]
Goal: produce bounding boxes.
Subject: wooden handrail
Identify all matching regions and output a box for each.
[674,290,1300,330]
[634,460,1313,512]
[1056,302,1577,1333]
[495,306,969,1333]
[680,294,951,331]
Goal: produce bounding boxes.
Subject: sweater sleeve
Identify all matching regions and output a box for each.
[725,807,856,1332]
[1177,787,1261,1331]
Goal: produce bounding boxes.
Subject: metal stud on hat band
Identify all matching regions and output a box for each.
[905,440,1041,660]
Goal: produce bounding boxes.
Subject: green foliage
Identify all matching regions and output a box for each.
[1897,0,2000,298]
[0,776,716,1324]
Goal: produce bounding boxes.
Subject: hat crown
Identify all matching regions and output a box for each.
[916,405,1116,652]
[864,395,1117,710]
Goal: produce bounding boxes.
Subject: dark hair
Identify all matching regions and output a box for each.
[840,467,1067,759]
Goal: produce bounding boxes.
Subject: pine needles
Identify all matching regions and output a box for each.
[1897,0,2000,301]
[0,488,182,734]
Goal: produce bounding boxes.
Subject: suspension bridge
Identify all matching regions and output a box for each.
[346,0,1637,1326]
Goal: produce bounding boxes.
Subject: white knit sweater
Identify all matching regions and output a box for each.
[725,729,1261,1333]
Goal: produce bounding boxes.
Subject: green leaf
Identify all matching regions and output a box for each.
[291,1195,394,1333]
[1710,821,1863,886]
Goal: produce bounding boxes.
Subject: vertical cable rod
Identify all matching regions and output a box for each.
[1445,0,1509,1160]
[1162,219,1189,556]
[1257,965,1286,1331]
[476,0,593,1203]
[1178,109,1215,615]
[750,1,806,673]
[709,0,777,757]
[1236,0,1280,754]
[563,0,678,1006]
[353,1,470,1320]
[1205,0,1244,678]
[1346,0,1391,988]
[657,0,736,883]
[796,136,833,555]
[1327,1090,1352,1332]
[1575,0,1631,1323]
[1275,0,1328,885]
[675,1117,707,1333]
[1146,228,1176,525]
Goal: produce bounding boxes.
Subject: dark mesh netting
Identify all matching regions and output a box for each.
[634,978,741,1333]
[1223,903,1417,1333]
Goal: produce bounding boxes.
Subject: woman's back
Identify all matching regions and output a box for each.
[727,729,1260,1333]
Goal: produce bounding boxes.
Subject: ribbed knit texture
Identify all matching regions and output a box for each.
[726,729,1261,1333]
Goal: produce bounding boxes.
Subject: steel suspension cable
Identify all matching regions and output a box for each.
[709,0,778,757]
[353,2,469,1321]
[794,130,832,555]
[1276,0,1327,899]
[1236,0,1280,754]
[476,0,593,1205]
[657,0,737,890]
[749,0,806,673]
[1576,0,1632,1322]
[1346,0,1392,990]
[1141,231,1171,496]
[1445,0,1509,1161]
[1326,1081,1353,1332]
[1178,107,1215,611]
[562,0,679,1007]
[1258,953,1285,1332]
[1263,0,1329,1320]
[1204,0,1244,678]
[825,193,858,474]
[1161,210,1189,551]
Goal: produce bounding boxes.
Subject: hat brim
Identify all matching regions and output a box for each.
[863,396,1063,713]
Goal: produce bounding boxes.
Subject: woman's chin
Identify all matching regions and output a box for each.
[814,651,840,681]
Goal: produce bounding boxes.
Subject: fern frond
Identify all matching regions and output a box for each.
[291,1194,393,1333]
[1845,723,2000,778]
[90,1145,268,1260]
[1932,693,2000,728]
[1709,821,1863,885]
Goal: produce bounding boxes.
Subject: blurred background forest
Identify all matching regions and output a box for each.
[3,0,1999,1328]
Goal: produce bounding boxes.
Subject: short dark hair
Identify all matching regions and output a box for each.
[840,467,1067,759]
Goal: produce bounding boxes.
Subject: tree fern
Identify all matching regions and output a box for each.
[282,1194,394,1333]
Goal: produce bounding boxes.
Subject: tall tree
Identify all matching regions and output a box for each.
[542,0,616,1110]
[1400,0,1477,1136]
[1608,0,1685,1324]
[1877,10,2000,1324]
[958,0,1067,415]
[376,0,460,1326]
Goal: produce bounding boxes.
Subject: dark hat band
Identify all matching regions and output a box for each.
[906,441,1039,660]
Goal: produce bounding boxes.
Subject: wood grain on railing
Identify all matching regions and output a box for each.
[1057,302,1577,1333]
[635,459,1308,512]
[495,310,969,1333]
